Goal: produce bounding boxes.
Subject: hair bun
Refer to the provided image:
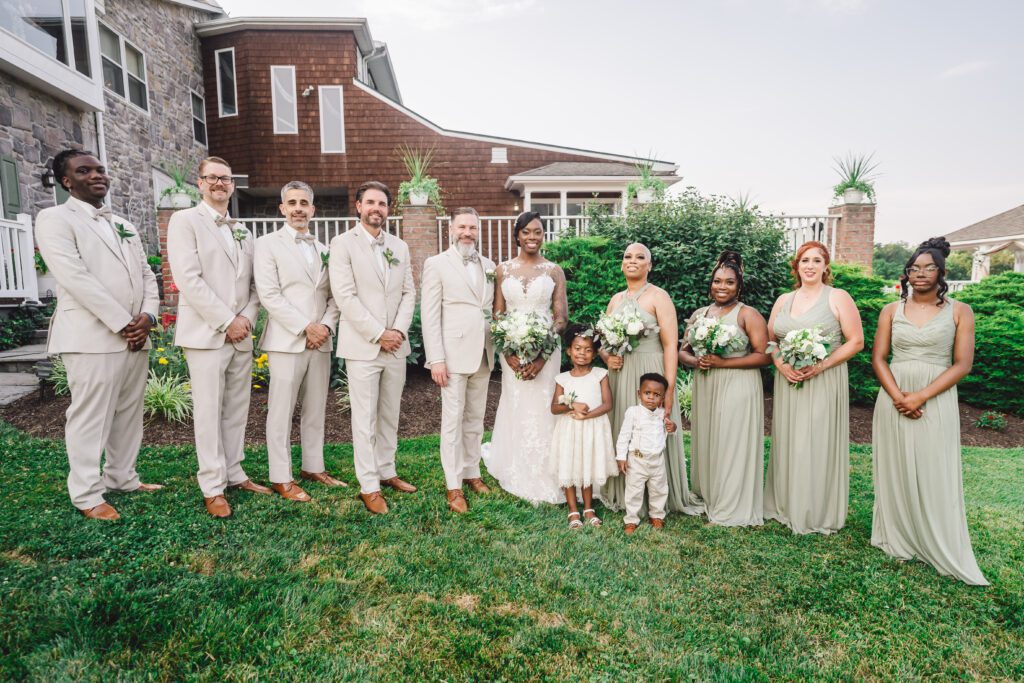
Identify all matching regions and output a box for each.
[718,250,743,267]
[921,237,951,257]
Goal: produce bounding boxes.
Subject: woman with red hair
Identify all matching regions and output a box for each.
[764,241,864,534]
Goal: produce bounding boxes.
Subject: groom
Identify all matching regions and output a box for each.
[421,207,495,513]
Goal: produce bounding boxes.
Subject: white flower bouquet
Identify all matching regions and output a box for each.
[595,309,660,357]
[490,310,559,377]
[769,325,832,389]
[685,314,747,374]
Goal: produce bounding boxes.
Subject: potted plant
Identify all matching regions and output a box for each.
[158,162,201,209]
[627,159,667,204]
[832,152,879,204]
[396,145,443,208]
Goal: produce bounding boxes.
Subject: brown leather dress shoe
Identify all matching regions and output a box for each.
[360,491,389,514]
[464,478,491,494]
[272,481,311,502]
[228,479,273,495]
[381,477,417,493]
[204,495,232,518]
[80,502,120,520]
[136,482,164,492]
[446,489,469,513]
[300,470,347,487]
[624,523,638,535]
[650,518,665,529]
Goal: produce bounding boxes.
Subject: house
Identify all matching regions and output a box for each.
[944,204,1024,280]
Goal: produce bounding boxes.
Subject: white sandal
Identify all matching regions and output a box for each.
[583,508,602,527]
[567,511,584,529]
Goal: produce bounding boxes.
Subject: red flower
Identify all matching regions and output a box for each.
[167,282,179,294]
[161,312,177,330]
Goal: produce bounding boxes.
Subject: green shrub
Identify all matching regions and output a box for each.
[406,304,424,366]
[48,355,69,396]
[676,369,694,421]
[149,324,188,379]
[0,303,52,352]
[829,263,896,404]
[143,372,193,423]
[974,410,1007,431]
[951,272,1024,314]
[543,236,623,324]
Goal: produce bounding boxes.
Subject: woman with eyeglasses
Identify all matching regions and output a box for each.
[870,237,988,585]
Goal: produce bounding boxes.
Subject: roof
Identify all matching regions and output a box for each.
[517,162,676,177]
[945,203,1024,245]
[162,0,225,13]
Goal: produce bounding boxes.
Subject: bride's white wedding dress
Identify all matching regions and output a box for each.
[481,270,564,505]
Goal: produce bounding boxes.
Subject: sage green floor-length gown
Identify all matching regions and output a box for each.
[688,304,764,526]
[764,286,849,534]
[871,302,988,585]
[600,286,704,515]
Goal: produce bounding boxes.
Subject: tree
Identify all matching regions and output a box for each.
[872,241,912,282]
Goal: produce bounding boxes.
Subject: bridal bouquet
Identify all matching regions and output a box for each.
[490,310,559,375]
[685,315,746,374]
[595,309,659,357]
[769,326,832,389]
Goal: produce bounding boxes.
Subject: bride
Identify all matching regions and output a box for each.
[482,211,568,505]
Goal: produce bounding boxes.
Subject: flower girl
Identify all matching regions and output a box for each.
[549,325,618,528]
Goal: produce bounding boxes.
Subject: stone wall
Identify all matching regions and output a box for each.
[0,75,96,216]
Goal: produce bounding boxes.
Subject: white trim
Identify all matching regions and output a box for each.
[215,47,237,117]
[949,234,1024,249]
[318,85,346,154]
[0,21,104,111]
[190,89,207,145]
[270,65,298,135]
[350,78,678,172]
[196,17,375,52]
[161,0,226,14]
[491,147,508,164]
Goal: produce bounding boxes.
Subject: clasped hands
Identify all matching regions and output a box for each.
[776,360,827,385]
[892,391,925,419]
[304,323,331,350]
[224,315,252,344]
[506,354,545,380]
[379,329,404,353]
[119,314,154,351]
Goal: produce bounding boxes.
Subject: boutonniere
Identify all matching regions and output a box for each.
[383,248,400,267]
[114,222,135,243]
[485,268,496,283]
[232,227,248,243]
[320,251,329,271]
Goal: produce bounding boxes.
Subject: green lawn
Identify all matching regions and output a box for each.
[1,423,1021,681]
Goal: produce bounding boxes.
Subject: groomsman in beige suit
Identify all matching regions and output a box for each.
[167,156,270,518]
[329,181,417,514]
[35,149,162,520]
[421,207,495,513]
[254,181,343,502]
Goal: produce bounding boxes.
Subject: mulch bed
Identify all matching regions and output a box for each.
[3,368,1023,448]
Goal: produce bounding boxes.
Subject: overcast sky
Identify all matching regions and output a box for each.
[216,0,1022,244]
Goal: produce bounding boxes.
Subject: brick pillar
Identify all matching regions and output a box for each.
[157,208,179,309]
[400,205,441,286]
[829,200,876,274]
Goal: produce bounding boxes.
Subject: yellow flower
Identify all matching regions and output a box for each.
[253,384,261,389]
[156,347,165,352]
[257,353,268,363]
[158,358,169,365]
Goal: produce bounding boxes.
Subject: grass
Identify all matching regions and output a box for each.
[0,423,1021,681]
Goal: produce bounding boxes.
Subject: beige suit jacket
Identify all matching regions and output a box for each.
[254,227,340,354]
[35,201,159,354]
[328,226,415,362]
[420,247,496,375]
[167,204,259,351]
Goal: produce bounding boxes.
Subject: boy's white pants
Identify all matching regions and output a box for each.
[623,450,668,525]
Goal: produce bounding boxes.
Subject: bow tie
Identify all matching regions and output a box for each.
[93,206,112,220]
[214,215,238,227]
[462,252,480,265]
[370,233,386,248]
[294,233,315,244]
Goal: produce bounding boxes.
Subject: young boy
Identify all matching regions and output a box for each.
[615,372,676,534]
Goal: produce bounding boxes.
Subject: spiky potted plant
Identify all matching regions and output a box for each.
[627,159,667,204]
[396,145,443,208]
[159,162,201,209]
[832,152,879,204]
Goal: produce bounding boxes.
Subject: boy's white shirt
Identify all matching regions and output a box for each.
[615,405,667,461]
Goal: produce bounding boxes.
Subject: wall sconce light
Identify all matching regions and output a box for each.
[40,166,55,189]
[302,85,314,97]
[513,202,520,213]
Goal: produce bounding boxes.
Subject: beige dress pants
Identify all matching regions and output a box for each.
[62,350,148,509]
[266,349,331,484]
[624,450,669,525]
[184,345,252,497]
[438,352,489,490]
[346,351,406,494]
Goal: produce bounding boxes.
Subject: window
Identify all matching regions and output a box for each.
[270,65,297,134]
[191,91,207,145]
[318,86,345,154]
[1,0,90,76]
[99,23,148,110]
[491,147,508,164]
[1,155,22,219]
[215,47,237,117]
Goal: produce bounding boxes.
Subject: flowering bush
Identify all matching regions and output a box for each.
[149,324,188,379]
[974,410,1007,432]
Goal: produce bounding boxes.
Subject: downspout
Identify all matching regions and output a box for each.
[94,109,109,207]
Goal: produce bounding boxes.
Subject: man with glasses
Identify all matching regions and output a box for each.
[167,156,270,518]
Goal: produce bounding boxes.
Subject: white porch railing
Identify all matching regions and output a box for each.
[436,215,587,263]
[236,216,402,244]
[947,280,970,293]
[777,215,839,256]
[0,213,40,302]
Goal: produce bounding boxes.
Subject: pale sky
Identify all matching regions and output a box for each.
[216,0,1023,244]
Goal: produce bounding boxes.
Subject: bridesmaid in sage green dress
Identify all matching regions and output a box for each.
[871,238,988,585]
[764,241,863,535]
[599,243,704,516]
[679,251,771,526]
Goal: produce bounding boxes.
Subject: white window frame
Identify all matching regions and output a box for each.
[270,65,298,135]
[191,89,207,145]
[215,47,237,118]
[491,147,508,164]
[96,22,149,114]
[318,85,346,154]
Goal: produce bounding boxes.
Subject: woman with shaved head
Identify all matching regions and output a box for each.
[599,243,705,523]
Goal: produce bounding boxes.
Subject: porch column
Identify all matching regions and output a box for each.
[400,204,441,286]
[827,200,876,273]
[620,188,628,215]
[971,247,990,281]
[1015,248,1024,273]
[559,190,567,217]
[524,190,532,212]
